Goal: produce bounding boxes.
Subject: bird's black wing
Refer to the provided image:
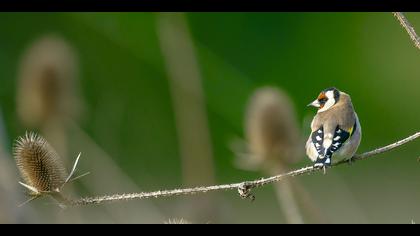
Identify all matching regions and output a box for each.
[311,126,325,157]
[312,123,356,167]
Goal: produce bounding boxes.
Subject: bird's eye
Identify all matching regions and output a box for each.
[319,98,328,103]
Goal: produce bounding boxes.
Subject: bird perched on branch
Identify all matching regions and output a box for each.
[306,87,361,170]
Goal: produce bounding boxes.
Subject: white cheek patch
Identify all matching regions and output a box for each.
[318,90,336,113]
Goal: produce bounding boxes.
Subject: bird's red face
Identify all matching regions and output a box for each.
[316,92,328,109]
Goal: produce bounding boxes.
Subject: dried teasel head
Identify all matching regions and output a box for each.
[13,132,68,195]
[164,218,192,224]
[16,34,81,128]
[242,86,302,172]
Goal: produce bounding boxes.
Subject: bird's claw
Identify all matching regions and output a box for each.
[313,163,328,174]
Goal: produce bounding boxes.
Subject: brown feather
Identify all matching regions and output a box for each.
[311,92,356,134]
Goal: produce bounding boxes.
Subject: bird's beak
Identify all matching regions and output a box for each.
[307,99,320,108]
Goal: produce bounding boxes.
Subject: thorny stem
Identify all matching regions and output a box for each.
[68,132,420,206]
[393,12,420,50]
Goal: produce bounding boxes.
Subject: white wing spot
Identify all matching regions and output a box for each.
[318,130,323,134]
[337,130,342,134]
[325,158,331,164]
[315,143,320,148]
[319,155,325,159]
[316,136,322,141]
[334,136,340,141]
[333,142,340,147]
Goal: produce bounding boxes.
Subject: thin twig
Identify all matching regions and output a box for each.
[393,12,420,50]
[71,132,420,206]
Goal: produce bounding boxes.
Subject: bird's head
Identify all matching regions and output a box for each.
[307,87,341,113]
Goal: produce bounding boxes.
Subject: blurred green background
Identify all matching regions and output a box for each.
[0,12,419,224]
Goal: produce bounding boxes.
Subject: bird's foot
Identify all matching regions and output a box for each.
[313,163,328,174]
[313,158,332,174]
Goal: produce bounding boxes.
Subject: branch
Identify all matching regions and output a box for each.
[393,12,420,50]
[71,132,420,206]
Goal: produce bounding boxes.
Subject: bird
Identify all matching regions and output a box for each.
[305,87,361,170]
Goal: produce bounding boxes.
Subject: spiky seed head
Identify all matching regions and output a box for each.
[13,132,67,195]
[164,218,191,224]
[245,86,302,171]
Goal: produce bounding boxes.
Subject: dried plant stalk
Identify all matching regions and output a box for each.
[393,12,420,50]
[70,131,419,206]
[238,86,305,223]
[14,131,419,208]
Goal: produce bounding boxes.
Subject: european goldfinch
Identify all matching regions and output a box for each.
[306,87,361,169]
